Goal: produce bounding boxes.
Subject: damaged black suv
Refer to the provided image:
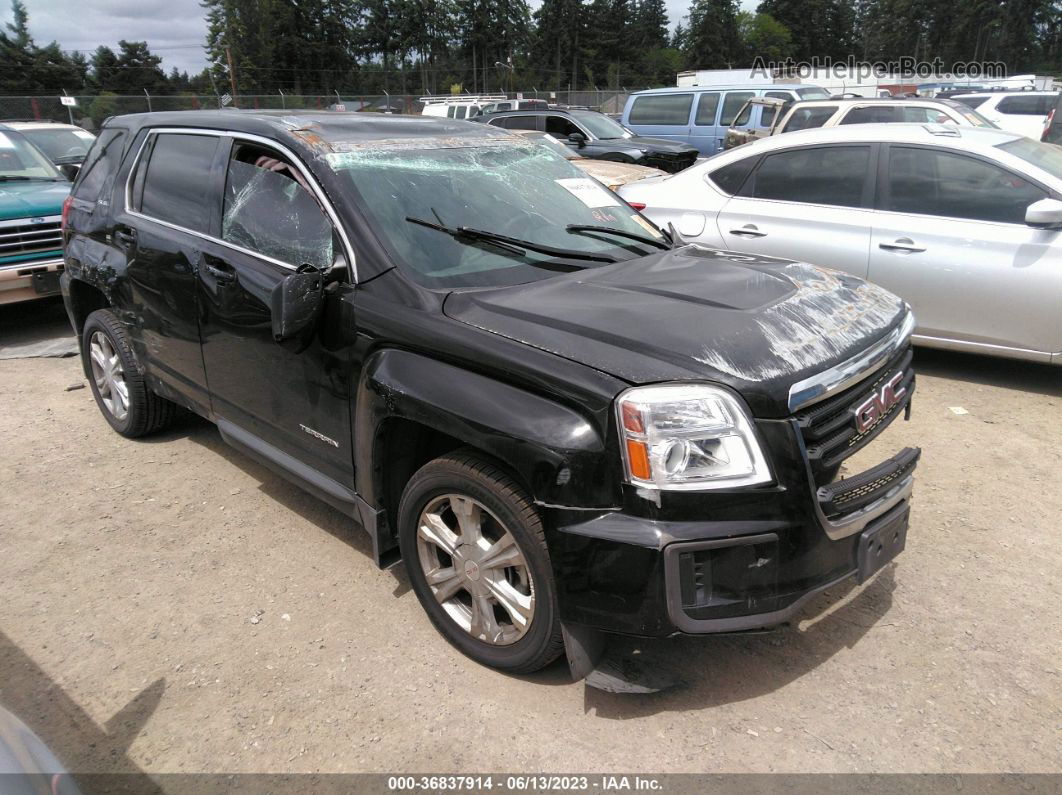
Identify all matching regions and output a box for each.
[61,111,919,682]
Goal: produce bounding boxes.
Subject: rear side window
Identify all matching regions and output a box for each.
[694,93,720,126]
[720,92,754,125]
[629,94,693,125]
[73,129,126,203]
[709,157,756,194]
[545,116,580,136]
[742,145,871,208]
[781,106,836,132]
[501,116,538,130]
[137,133,219,233]
[952,96,988,110]
[839,106,902,124]
[997,95,1054,116]
[886,146,1046,224]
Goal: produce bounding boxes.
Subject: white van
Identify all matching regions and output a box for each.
[420,94,508,120]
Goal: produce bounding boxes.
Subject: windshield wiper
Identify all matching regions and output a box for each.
[566,224,671,251]
[0,175,62,182]
[406,215,618,264]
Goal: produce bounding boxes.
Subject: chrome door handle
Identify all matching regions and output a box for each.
[729,225,767,238]
[879,238,925,253]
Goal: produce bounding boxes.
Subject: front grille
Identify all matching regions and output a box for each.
[816,447,920,518]
[796,345,915,482]
[0,220,62,261]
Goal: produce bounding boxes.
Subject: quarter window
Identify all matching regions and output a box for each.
[996,95,1054,116]
[742,145,871,208]
[709,157,756,194]
[73,128,126,203]
[694,93,720,126]
[137,133,219,233]
[629,94,693,125]
[886,146,1047,224]
[222,143,335,269]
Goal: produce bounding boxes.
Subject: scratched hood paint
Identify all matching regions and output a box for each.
[444,246,908,417]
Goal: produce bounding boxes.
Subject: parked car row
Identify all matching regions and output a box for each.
[619,122,1062,363]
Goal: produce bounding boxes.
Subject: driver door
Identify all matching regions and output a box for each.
[197,137,356,487]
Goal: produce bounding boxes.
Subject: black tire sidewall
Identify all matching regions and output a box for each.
[398,458,560,672]
[82,310,140,437]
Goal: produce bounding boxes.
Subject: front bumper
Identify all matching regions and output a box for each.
[551,364,919,638]
[0,257,64,305]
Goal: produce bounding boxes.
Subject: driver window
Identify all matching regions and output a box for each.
[545,116,580,137]
[222,143,336,271]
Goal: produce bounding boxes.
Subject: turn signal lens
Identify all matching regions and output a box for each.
[625,439,651,480]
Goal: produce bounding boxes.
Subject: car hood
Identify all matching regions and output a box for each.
[444,246,908,417]
[574,159,666,186]
[0,180,70,221]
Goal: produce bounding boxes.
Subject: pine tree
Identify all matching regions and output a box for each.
[685,0,743,68]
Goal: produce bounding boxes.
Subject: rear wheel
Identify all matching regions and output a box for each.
[82,309,177,438]
[397,451,563,673]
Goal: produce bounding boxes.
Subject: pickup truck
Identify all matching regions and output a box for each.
[60,111,919,682]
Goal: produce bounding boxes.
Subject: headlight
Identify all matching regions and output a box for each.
[616,384,771,490]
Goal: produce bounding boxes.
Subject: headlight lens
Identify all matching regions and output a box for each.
[616,384,771,490]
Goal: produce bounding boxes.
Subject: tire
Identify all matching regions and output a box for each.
[397,450,564,674]
[82,309,177,438]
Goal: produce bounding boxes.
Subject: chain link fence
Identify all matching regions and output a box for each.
[0,89,634,130]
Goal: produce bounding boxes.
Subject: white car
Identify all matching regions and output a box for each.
[618,123,1062,364]
[2,120,95,174]
[950,92,1059,139]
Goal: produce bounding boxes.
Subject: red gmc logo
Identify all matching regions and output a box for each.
[854,372,906,433]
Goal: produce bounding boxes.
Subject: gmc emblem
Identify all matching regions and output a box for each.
[853,372,906,433]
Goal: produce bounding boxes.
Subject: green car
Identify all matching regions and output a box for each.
[0,123,71,305]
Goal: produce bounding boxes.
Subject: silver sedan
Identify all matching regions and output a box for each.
[619,123,1062,364]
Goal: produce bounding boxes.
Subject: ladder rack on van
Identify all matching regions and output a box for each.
[418,94,509,105]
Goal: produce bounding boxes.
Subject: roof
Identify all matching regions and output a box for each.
[2,121,83,130]
[104,110,512,149]
[700,123,1023,165]
[631,84,824,95]
[787,97,968,109]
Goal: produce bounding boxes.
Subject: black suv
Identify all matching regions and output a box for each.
[473,108,698,173]
[61,111,919,682]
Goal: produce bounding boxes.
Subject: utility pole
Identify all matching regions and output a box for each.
[225,46,238,102]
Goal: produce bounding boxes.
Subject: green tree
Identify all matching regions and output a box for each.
[738,11,793,61]
[685,0,743,68]
[757,0,855,60]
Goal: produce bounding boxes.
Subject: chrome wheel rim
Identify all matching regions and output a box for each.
[416,494,535,646]
[88,331,128,421]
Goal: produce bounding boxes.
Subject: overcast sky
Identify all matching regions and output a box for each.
[22,0,756,77]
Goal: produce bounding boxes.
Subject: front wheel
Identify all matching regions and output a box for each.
[397,451,563,673]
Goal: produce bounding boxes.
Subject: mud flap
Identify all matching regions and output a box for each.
[562,623,678,694]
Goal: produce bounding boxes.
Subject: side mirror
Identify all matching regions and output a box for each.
[1025,198,1062,229]
[270,264,325,352]
[58,163,79,182]
[568,132,587,148]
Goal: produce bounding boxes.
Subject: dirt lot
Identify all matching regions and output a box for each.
[1,298,1060,776]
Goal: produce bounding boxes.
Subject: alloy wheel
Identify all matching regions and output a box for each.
[88,331,129,421]
[416,493,535,646]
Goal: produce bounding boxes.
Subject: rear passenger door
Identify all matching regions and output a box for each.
[688,92,720,154]
[195,137,357,488]
[715,143,876,277]
[120,130,221,414]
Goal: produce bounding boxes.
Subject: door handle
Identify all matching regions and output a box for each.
[879,238,926,253]
[729,225,767,238]
[202,255,237,284]
[113,227,137,248]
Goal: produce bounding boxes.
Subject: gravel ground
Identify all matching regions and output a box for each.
[1,298,1060,776]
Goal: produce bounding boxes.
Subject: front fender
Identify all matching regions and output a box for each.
[354,348,622,512]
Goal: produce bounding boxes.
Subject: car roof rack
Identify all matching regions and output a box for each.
[923,123,961,137]
[418,94,508,104]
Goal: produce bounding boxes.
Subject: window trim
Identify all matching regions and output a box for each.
[124,127,358,281]
[734,143,879,210]
[875,142,1057,226]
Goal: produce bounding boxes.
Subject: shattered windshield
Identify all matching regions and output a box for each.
[325,138,663,288]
